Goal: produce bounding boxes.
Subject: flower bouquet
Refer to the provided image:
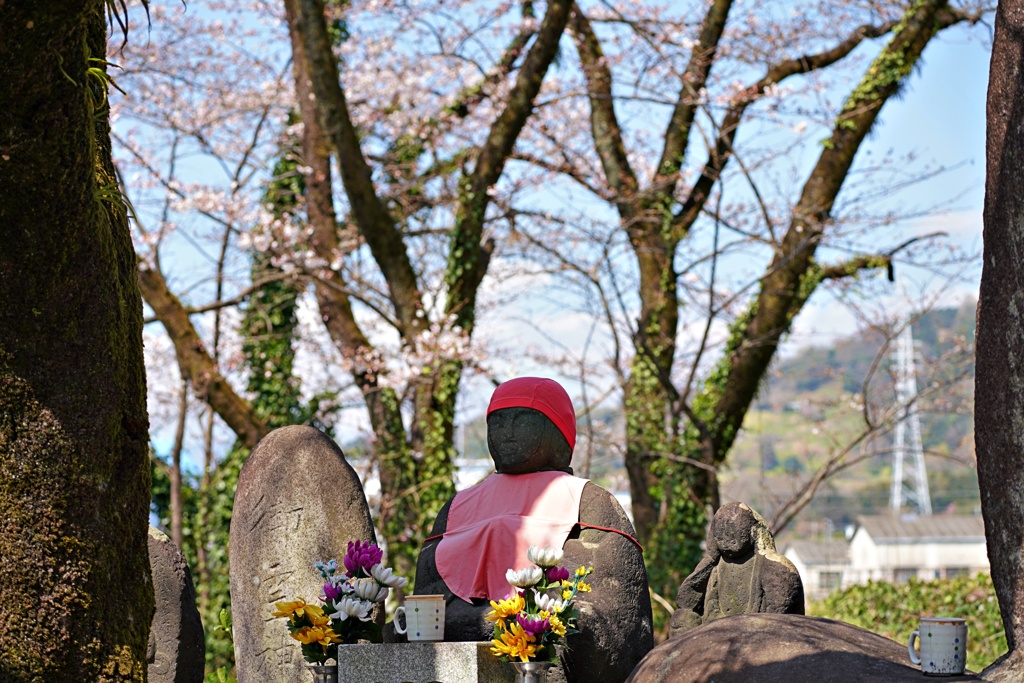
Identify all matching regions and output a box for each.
[486,545,593,664]
[272,540,408,664]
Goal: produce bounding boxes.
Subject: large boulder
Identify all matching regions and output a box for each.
[627,613,978,683]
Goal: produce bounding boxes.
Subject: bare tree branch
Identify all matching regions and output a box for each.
[137,260,270,449]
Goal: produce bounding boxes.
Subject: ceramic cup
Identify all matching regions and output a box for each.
[908,616,968,676]
[394,594,445,641]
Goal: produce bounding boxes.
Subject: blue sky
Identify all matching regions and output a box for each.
[132,4,996,470]
[785,20,990,345]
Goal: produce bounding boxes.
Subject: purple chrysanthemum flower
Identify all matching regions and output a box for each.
[545,565,570,583]
[517,612,551,636]
[323,581,345,601]
[344,540,383,577]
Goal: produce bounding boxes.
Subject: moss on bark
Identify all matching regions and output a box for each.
[0,1,153,679]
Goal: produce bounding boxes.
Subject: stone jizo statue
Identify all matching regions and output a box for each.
[670,502,804,635]
[408,377,653,683]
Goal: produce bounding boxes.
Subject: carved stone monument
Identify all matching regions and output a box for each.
[229,425,376,683]
[671,502,804,635]
[147,526,205,683]
[410,377,653,683]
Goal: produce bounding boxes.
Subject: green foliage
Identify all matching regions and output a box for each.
[643,486,705,636]
[196,446,246,674]
[215,608,233,640]
[204,667,237,683]
[810,573,1006,672]
[624,350,705,633]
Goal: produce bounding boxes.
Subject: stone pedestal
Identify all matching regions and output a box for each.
[334,642,515,683]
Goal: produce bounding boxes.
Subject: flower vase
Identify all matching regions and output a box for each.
[306,664,338,683]
[510,660,553,683]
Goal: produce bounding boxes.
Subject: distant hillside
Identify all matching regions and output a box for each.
[762,301,976,404]
[727,300,978,534]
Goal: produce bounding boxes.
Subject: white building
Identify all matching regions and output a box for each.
[782,514,989,600]
[847,514,988,585]
[783,539,851,601]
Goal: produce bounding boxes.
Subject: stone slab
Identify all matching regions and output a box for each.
[229,426,377,683]
[334,642,515,683]
[147,526,205,683]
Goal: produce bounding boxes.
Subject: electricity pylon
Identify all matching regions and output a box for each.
[889,319,932,516]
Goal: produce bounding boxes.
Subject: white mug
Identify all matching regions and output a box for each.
[394,594,445,641]
[908,616,968,676]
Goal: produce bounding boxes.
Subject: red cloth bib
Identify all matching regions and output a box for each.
[435,471,588,603]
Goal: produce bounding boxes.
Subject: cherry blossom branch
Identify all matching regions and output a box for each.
[296,0,426,339]
[137,259,270,449]
[653,0,734,187]
[669,18,899,240]
[570,3,637,211]
[444,0,573,330]
[141,269,296,324]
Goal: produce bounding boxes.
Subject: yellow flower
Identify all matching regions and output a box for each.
[486,593,525,622]
[549,614,566,637]
[272,598,308,619]
[575,565,593,577]
[577,581,591,593]
[490,621,541,662]
[562,589,572,600]
[292,625,342,646]
[305,604,331,627]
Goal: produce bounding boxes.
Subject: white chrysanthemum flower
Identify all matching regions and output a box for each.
[533,588,567,614]
[329,595,373,622]
[371,564,409,589]
[352,577,389,603]
[526,545,564,568]
[506,566,543,587]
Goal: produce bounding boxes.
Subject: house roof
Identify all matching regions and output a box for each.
[782,539,850,566]
[855,514,985,543]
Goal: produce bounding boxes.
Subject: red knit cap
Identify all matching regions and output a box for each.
[486,377,576,451]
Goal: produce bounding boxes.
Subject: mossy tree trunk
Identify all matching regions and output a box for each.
[0,1,153,680]
[574,0,965,602]
[645,0,956,600]
[282,0,573,579]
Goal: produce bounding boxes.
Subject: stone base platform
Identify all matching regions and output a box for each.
[335,642,515,683]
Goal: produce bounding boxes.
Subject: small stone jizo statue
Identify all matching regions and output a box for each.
[670,502,804,635]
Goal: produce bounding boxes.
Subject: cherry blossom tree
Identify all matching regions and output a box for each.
[114,0,993,634]
[486,0,992,597]
[114,0,576,596]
